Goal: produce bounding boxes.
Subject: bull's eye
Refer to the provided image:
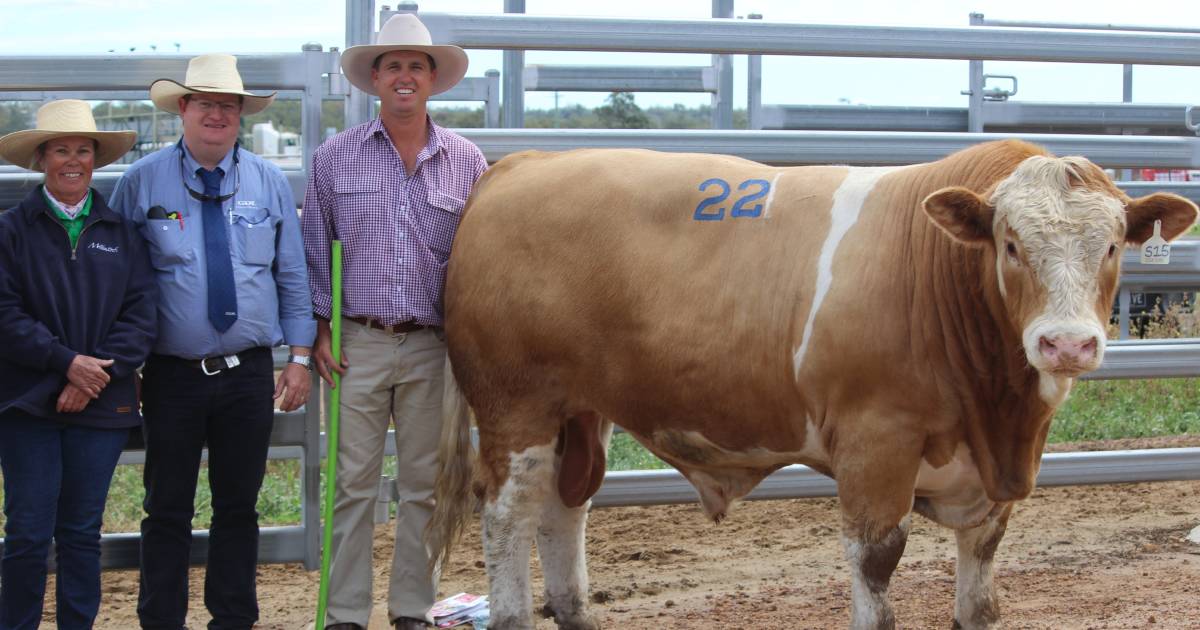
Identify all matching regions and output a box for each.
[1005,241,1019,259]
[1107,244,1117,259]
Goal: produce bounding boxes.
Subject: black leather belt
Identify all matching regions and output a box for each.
[150,348,269,376]
[193,352,248,375]
[346,316,426,334]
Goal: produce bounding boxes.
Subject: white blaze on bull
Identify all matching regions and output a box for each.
[793,166,901,379]
[761,171,784,219]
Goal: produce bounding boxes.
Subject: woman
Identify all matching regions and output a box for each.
[0,99,156,629]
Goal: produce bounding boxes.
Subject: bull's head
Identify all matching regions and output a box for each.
[922,155,1197,394]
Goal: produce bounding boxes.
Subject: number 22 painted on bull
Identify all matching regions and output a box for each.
[693,178,771,221]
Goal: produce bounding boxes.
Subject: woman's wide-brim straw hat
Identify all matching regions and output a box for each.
[340,13,469,96]
[150,53,276,115]
[0,99,136,171]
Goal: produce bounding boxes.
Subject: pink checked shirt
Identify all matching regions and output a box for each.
[302,117,487,327]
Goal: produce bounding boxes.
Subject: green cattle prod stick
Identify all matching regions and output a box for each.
[316,240,343,630]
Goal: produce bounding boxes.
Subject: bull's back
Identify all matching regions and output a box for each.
[447,149,849,451]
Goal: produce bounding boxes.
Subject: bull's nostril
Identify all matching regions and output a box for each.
[1082,338,1098,353]
[1039,336,1056,354]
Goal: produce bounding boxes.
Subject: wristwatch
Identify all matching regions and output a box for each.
[287,354,312,370]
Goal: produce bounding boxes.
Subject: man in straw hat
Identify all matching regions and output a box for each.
[109,53,316,630]
[0,99,156,629]
[301,13,486,630]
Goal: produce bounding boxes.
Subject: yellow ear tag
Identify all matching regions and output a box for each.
[1139,220,1170,265]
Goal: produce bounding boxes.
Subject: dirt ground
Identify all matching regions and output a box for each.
[75,437,1200,629]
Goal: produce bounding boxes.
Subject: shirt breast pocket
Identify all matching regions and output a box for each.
[232,207,276,266]
[141,219,194,268]
[423,191,465,257]
[334,180,382,200]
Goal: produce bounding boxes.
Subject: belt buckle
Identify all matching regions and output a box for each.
[201,353,241,376]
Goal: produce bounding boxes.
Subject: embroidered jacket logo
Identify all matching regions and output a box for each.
[88,242,119,254]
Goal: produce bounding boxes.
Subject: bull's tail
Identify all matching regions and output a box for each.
[427,357,477,572]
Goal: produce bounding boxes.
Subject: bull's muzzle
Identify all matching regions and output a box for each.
[1036,332,1101,374]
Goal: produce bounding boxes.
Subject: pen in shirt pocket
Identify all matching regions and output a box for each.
[148,205,184,231]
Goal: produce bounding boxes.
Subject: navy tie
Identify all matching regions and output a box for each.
[198,168,238,332]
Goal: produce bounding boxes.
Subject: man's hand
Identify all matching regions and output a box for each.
[274,362,311,412]
[57,383,91,413]
[313,319,349,388]
[66,355,113,397]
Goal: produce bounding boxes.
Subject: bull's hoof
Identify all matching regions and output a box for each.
[951,618,1000,630]
[540,602,599,630]
[488,615,535,630]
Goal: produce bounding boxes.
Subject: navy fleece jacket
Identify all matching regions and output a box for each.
[0,185,156,428]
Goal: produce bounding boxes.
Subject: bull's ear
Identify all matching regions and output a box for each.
[923,187,994,245]
[1125,193,1199,244]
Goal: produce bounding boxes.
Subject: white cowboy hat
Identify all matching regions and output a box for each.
[340,13,469,96]
[149,53,276,115]
[0,99,136,171]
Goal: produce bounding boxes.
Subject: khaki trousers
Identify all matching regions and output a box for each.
[325,321,446,627]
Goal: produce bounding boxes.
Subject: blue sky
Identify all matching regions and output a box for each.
[4,0,1200,111]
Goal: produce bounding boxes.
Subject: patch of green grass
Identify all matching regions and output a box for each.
[1049,377,1200,442]
[607,432,668,471]
[0,459,305,537]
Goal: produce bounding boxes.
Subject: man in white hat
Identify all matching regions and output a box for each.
[301,13,486,630]
[109,53,316,630]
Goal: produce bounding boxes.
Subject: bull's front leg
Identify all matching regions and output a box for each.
[833,419,924,630]
[841,515,911,630]
[952,503,1013,630]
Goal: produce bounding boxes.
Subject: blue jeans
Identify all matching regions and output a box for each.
[0,408,129,630]
[136,348,274,630]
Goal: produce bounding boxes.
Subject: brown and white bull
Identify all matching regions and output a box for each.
[428,140,1197,629]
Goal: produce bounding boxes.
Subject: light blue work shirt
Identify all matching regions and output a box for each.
[109,141,316,359]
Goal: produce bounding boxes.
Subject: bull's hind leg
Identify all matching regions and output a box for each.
[481,436,558,630]
[536,414,613,630]
[952,503,1013,630]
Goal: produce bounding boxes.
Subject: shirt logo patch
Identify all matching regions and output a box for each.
[236,200,258,208]
[88,242,120,254]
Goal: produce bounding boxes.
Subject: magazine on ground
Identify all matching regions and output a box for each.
[430,592,489,628]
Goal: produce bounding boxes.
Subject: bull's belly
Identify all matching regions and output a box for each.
[913,442,994,528]
[628,418,832,521]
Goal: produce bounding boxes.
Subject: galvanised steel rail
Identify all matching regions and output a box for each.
[523,65,715,93]
[453,129,1200,169]
[760,102,1199,133]
[417,12,1200,66]
[590,448,1200,507]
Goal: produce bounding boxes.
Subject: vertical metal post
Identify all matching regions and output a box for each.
[1120,64,1134,181]
[485,69,501,128]
[301,43,324,175]
[967,12,984,133]
[503,0,525,128]
[345,0,374,129]
[747,13,763,130]
[1119,288,1132,340]
[711,0,734,129]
